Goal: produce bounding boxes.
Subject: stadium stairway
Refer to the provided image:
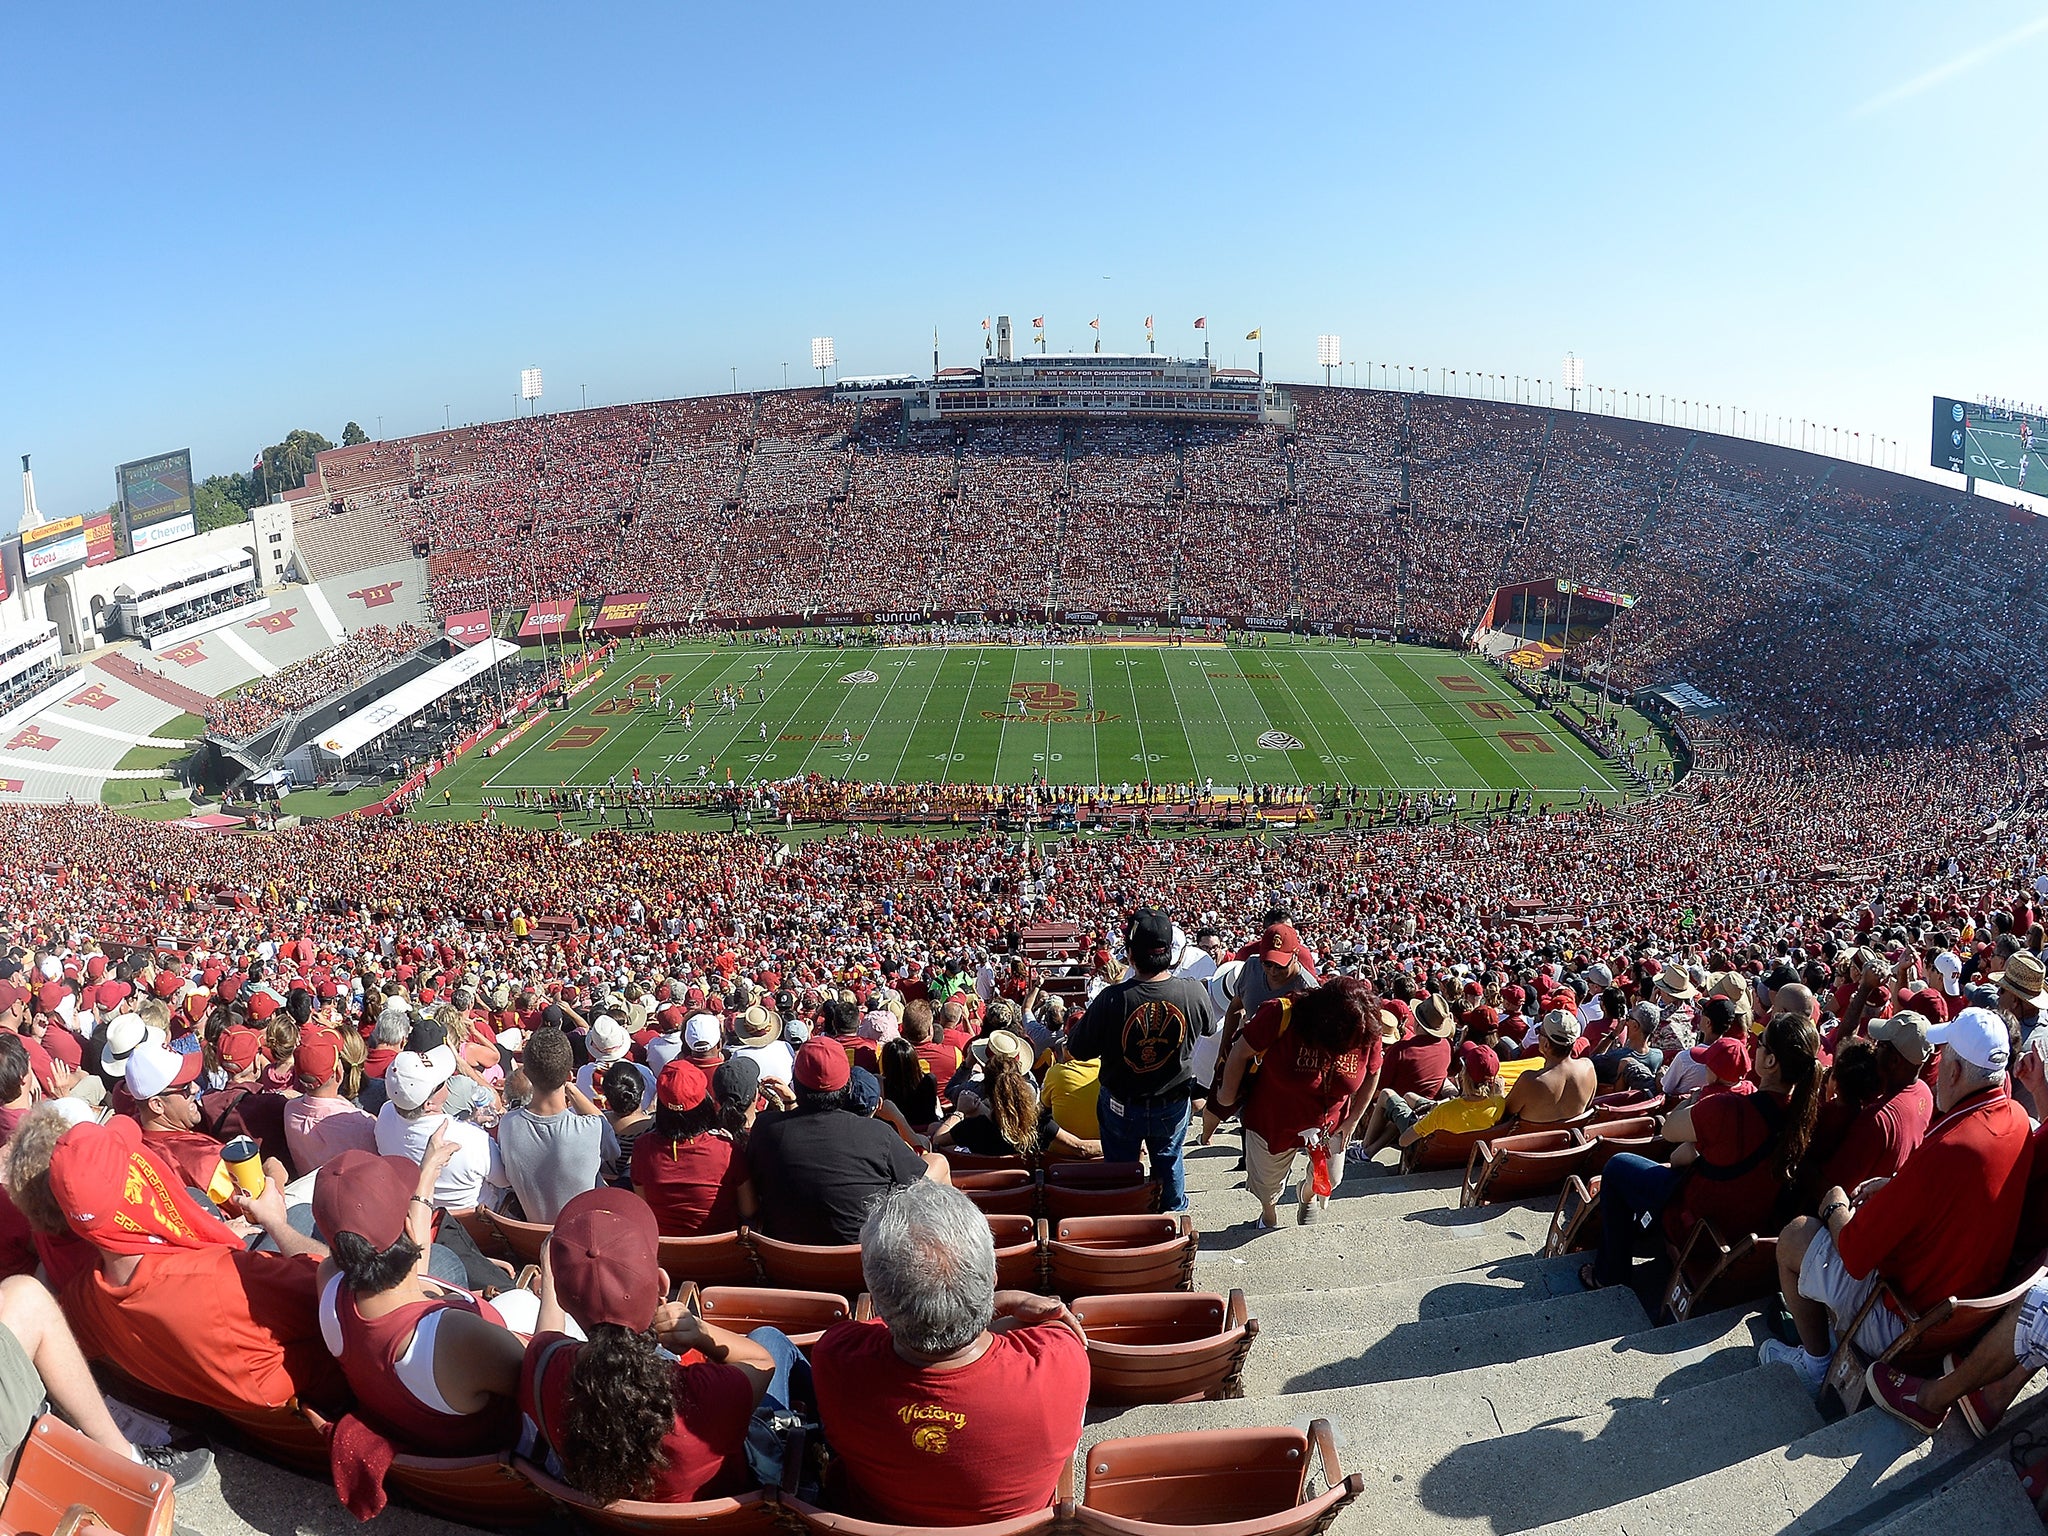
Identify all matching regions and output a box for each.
[151,1129,2043,1535]
[290,501,417,584]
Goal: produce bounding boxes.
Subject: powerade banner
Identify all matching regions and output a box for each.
[443,610,493,647]
[82,513,117,567]
[592,592,652,633]
[517,599,575,639]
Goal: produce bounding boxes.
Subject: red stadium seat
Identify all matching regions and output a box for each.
[1047,1215,1198,1298]
[1578,1115,1662,1173]
[747,1233,868,1298]
[514,1456,784,1536]
[479,1207,552,1267]
[0,1415,177,1536]
[679,1282,853,1349]
[1070,1290,1258,1404]
[1825,1267,2048,1413]
[1458,1129,1594,1208]
[658,1229,764,1288]
[954,1168,1042,1218]
[300,1407,555,1527]
[1544,1174,1601,1258]
[1075,1418,1363,1536]
[984,1213,1045,1291]
[1660,1222,1780,1325]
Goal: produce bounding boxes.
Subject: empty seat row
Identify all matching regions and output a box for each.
[480,1209,1200,1299]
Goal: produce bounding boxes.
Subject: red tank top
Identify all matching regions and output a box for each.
[328,1284,516,1454]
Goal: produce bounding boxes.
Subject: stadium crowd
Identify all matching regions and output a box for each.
[0,700,2044,1513]
[204,624,437,739]
[313,385,2048,742]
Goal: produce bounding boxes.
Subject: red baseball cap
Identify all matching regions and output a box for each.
[656,1057,708,1111]
[246,992,280,1023]
[311,1149,418,1251]
[151,972,181,1000]
[294,1027,343,1088]
[1700,1036,1751,1083]
[49,1118,239,1256]
[217,1026,264,1074]
[550,1188,662,1331]
[1459,1042,1501,1081]
[1259,923,1302,966]
[793,1036,850,1092]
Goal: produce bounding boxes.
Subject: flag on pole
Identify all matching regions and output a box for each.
[1088,316,1100,330]
[1032,316,1044,328]
[1144,315,1153,328]
[1193,317,1207,329]
[1245,328,1261,340]
[981,318,990,330]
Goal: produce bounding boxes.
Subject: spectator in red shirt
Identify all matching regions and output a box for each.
[49,1115,345,1417]
[631,1059,756,1236]
[123,1041,225,1196]
[1216,977,1384,1230]
[1805,1017,1933,1199]
[1762,1006,2033,1396]
[522,1186,804,1503]
[811,1180,1087,1526]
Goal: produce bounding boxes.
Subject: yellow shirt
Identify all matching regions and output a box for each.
[1041,1059,1101,1139]
[1410,1092,1506,1140]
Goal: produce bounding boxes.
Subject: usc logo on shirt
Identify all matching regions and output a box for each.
[899,1403,967,1454]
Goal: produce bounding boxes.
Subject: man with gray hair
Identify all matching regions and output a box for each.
[1762,1006,2033,1397]
[810,1181,1088,1526]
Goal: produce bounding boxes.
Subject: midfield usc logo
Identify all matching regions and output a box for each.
[979,680,1120,725]
[1011,681,1078,715]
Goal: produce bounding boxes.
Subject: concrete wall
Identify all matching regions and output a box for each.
[4,502,295,656]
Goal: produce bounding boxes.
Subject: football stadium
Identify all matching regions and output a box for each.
[2,11,2047,1536]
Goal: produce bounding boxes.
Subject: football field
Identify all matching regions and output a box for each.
[420,639,1651,815]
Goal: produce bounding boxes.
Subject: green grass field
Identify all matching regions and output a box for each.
[412,638,1657,820]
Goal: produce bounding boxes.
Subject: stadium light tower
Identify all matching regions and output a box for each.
[1561,354,1584,412]
[520,367,543,417]
[1317,334,1340,387]
[811,336,836,388]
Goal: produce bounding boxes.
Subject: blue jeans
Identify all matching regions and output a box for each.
[1097,1089,1191,1214]
[1592,1152,1689,1287]
[743,1326,812,1486]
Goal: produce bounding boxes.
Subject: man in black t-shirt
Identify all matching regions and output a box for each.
[748,1037,941,1244]
[1069,909,1216,1213]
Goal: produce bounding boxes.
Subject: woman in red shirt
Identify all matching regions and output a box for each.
[1585,1014,1822,1292]
[631,1059,757,1236]
[1214,977,1385,1231]
[524,1187,798,1503]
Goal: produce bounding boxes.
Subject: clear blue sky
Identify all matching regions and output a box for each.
[4,3,2044,524]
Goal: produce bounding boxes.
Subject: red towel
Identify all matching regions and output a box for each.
[329,1412,396,1521]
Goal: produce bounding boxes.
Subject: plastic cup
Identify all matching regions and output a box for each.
[222,1135,265,1197]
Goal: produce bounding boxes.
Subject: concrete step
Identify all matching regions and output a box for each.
[1086,1307,1781,1532]
[1860,1457,2041,1536]
[1371,1362,1822,1535]
[1240,1251,1593,1339]
[1198,1226,1541,1297]
[1186,1175,1515,1233]
[173,1444,477,1536]
[1519,1406,1980,1536]
[1241,1282,1651,1396]
[1189,1193,1546,1261]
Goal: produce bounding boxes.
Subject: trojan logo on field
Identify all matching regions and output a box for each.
[1010,681,1079,715]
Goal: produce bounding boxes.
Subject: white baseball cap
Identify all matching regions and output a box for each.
[386,1045,459,1112]
[587,1015,630,1063]
[100,1016,165,1075]
[684,1017,723,1054]
[125,1041,202,1101]
[1927,1006,2011,1072]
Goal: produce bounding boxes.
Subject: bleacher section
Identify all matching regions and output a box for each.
[317,388,2048,744]
[290,503,418,583]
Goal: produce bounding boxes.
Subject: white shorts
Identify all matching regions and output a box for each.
[2013,1285,2048,1371]
[1798,1227,1906,1357]
[1244,1129,1347,1206]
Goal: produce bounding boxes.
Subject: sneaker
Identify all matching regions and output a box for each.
[135,1438,214,1493]
[1865,1362,1944,1435]
[1296,1198,1315,1226]
[1757,1337,1829,1397]
[1947,1353,2002,1439]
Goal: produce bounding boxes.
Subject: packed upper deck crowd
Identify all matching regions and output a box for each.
[315,385,2048,744]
